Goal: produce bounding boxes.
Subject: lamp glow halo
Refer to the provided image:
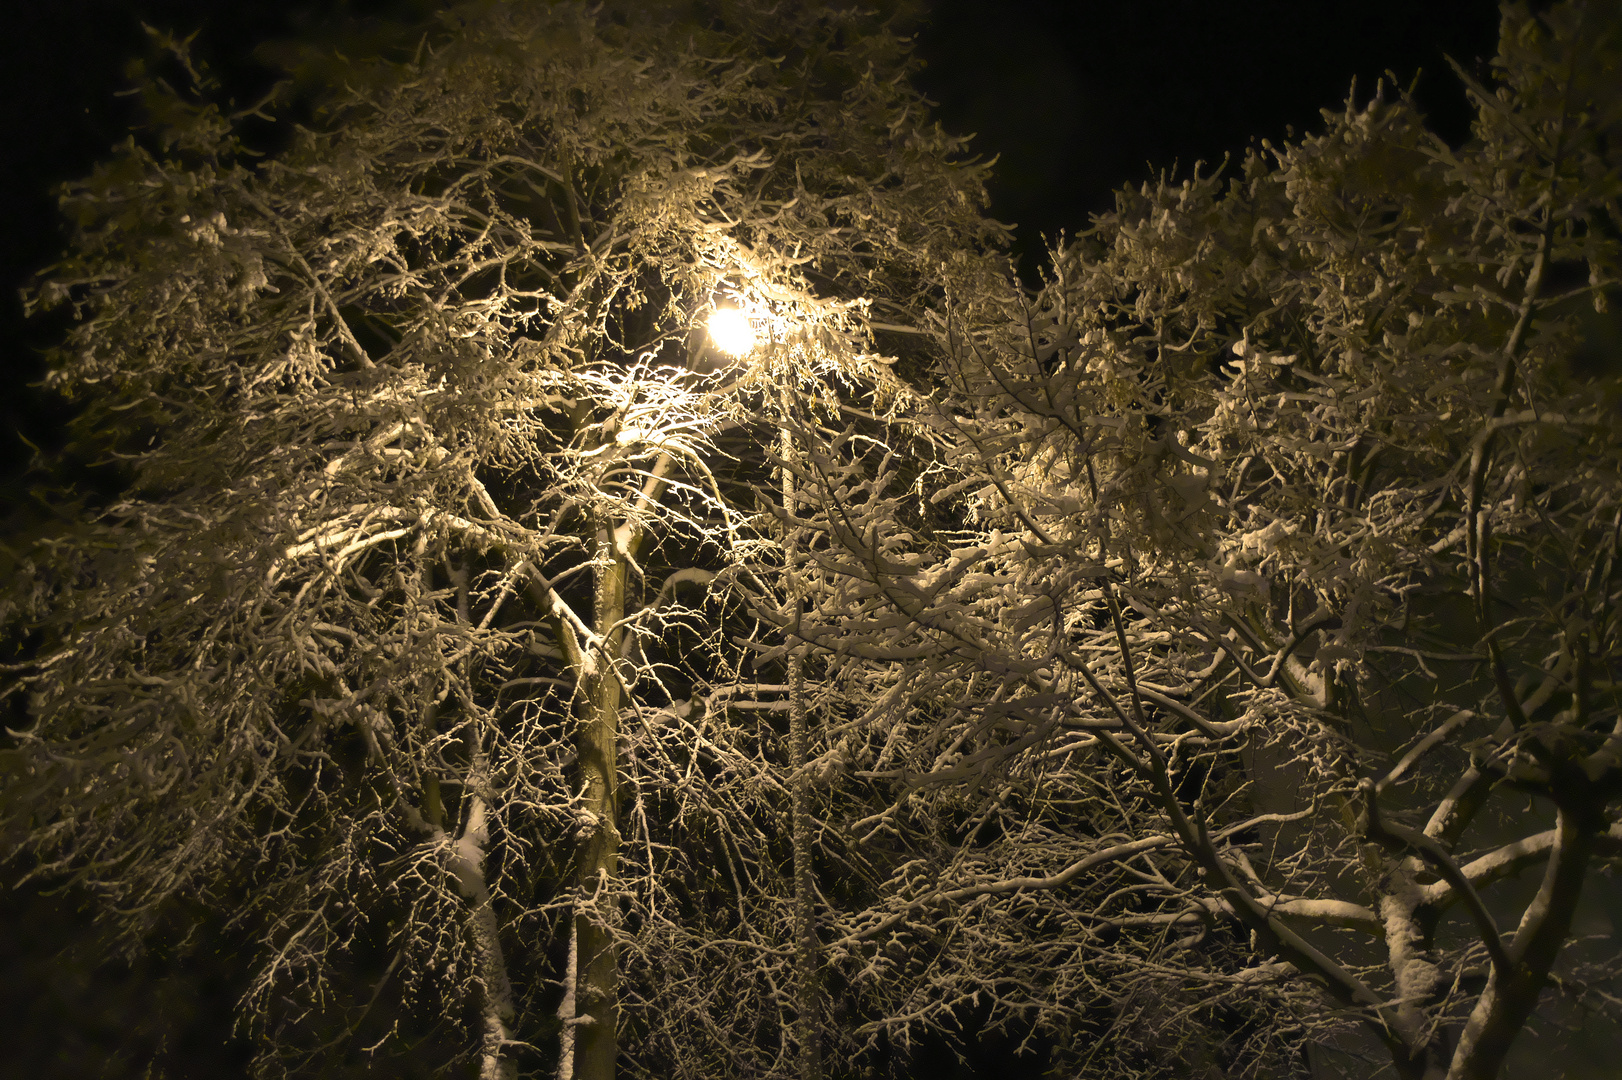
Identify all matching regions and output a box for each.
[707,306,757,357]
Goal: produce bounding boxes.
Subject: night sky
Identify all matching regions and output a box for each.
[0,2,1508,1076]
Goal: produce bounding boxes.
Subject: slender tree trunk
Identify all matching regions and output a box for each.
[558,455,672,1080]
[450,793,520,1080]
[444,567,519,1080]
[399,758,518,1080]
[782,425,822,1080]
[573,526,626,1080]
[555,919,579,1080]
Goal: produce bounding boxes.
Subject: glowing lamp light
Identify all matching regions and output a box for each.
[707,306,757,358]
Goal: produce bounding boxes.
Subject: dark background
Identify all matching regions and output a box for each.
[0,2,1510,1078]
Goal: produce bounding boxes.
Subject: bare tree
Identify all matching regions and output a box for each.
[2,3,996,1077]
[771,3,1622,1077]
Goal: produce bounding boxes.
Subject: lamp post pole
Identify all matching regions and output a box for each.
[709,304,821,1080]
[779,411,822,1080]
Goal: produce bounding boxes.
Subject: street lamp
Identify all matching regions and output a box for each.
[707,304,757,359]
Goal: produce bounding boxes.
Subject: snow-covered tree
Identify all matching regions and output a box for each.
[776,3,1622,1077]
[2,3,996,1077]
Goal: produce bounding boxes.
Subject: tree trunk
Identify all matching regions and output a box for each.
[445,568,519,1080]
[555,919,580,1080]
[572,526,626,1080]
[449,793,520,1080]
[1445,801,1598,1080]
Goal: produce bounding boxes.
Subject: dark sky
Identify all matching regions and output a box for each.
[916,0,1502,263]
[0,0,1503,474]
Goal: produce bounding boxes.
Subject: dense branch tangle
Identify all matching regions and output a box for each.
[775,7,1622,1078]
[6,4,998,1079]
